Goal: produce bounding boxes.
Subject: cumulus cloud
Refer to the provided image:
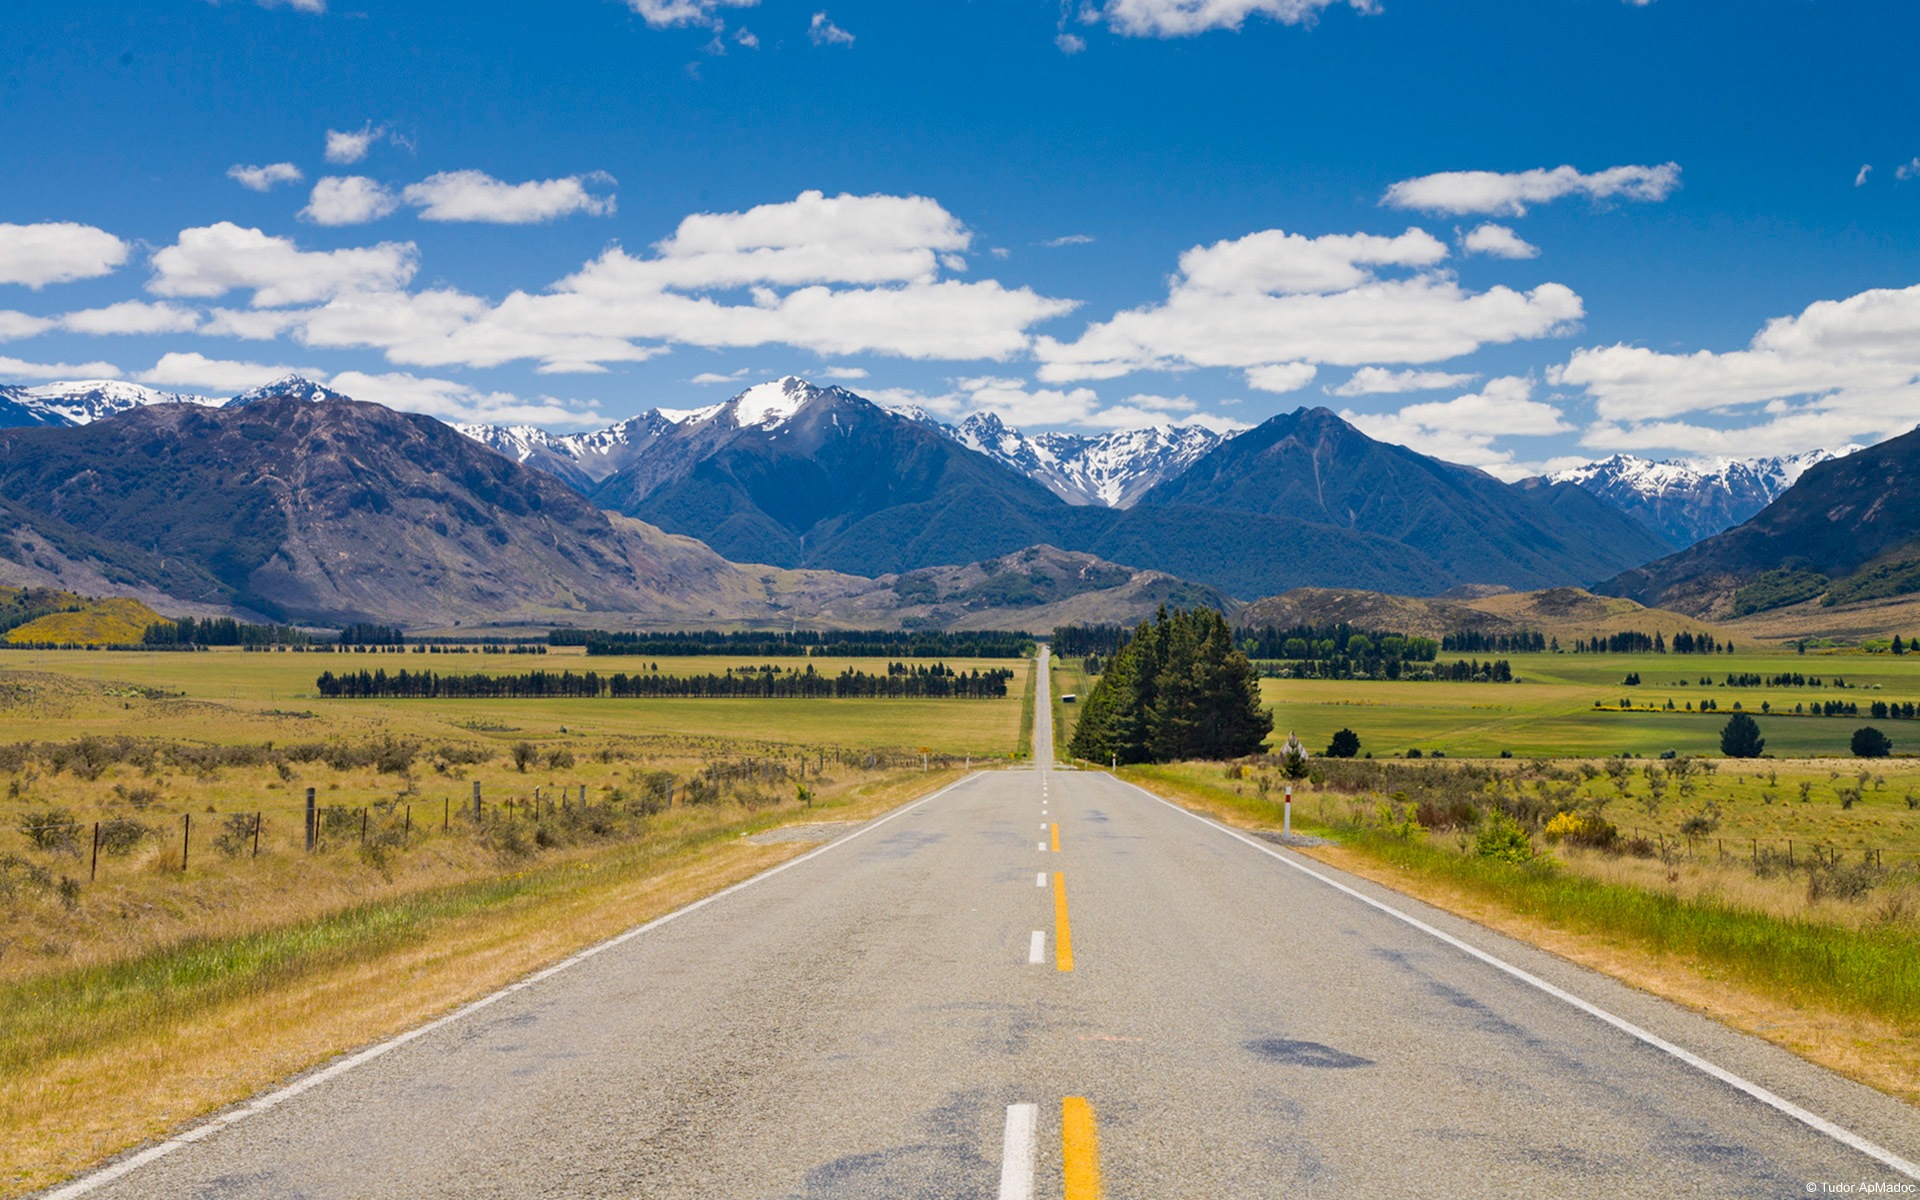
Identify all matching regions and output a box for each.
[324,124,384,165]
[1341,376,1571,472]
[228,162,305,192]
[135,352,321,393]
[1329,367,1478,396]
[1034,225,1579,381]
[0,354,123,381]
[1244,362,1316,393]
[871,376,1241,433]
[1551,281,1920,454]
[0,222,129,288]
[1898,159,1920,182]
[0,311,55,342]
[301,177,400,226]
[1056,33,1087,53]
[59,301,202,336]
[148,223,419,307]
[201,193,1071,374]
[402,170,617,223]
[620,0,757,28]
[1099,0,1376,37]
[328,370,608,427]
[809,12,855,45]
[1384,163,1681,217]
[1461,223,1539,259]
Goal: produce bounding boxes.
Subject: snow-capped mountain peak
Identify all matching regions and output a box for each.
[1546,446,1863,547]
[952,411,1223,508]
[728,376,822,427]
[16,379,218,425]
[228,375,347,407]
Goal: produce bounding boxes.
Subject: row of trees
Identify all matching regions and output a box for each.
[1068,608,1272,764]
[315,664,1014,699]
[1575,631,1737,654]
[141,616,312,647]
[561,628,1033,658]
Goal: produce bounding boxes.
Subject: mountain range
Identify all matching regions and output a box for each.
[1544,449,1857,547]
[0,373,1903,633]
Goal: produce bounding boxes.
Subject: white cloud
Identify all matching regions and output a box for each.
[59,301,202,336]
[1056,33,1087,53]
[1099,0,1376,36]
[1383,163,1681,217]
[872,377,1241,433]
[1897,159,1920,182]
[148,223,419,307]
[1461,223,1540,260]
[0,222,129,288]
[640,190,969,289]
[620,0,757,28]
[324,124,383,165]
[1329,367,1479,396]
[135,352,320,393]
[402,170,616,224]
[327,370,607,427]
[1550,281,1920,455]
[1244,362,1316,393]
[1341,376,1571,470]
[1855,164,1873,187]
[301,176,400,226]
[1034,225,1579,381]
[0,354,122,381]
[690,370,749,385]
[818,366,868,379]
[809,12,854,45]
[227,162,305,192]
[1044,234,1096,248]
[734,27,760,47]
[256,0,325,11]
[0,311,55,342]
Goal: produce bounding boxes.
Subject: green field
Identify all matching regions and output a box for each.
[1259,650,1920,760]
[0,647,1029,760]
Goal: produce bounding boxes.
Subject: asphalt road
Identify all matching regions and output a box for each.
[52,647,1920,1198]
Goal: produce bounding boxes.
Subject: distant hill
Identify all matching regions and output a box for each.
[877,544,1235,631]
[1,589,165,646]
[1237,585,1725,644]
[1136,407,1675,590]
[1597,424,1920,618]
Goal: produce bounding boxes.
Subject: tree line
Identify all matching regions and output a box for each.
[141,616,313,647]
[1240,623,1442,664]
[560,628,1034,658]
[1068,607,1271,764]
[314,663,1014,699]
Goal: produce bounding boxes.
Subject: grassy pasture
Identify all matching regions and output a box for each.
[1260,649,1920,760]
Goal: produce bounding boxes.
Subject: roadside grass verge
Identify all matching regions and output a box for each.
[1127,763,1920,1104]
[0,769,960,1198]
[1016,656,1036,759]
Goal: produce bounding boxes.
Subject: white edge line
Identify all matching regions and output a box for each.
[1120,775,1920,1182]
[998,1102,1037,1200]
[40,772,983,1200]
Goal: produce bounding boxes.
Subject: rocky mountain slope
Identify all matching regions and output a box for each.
[1597,424,1920,618]
[1139,406,1675,590]
[1545,448,1857,547]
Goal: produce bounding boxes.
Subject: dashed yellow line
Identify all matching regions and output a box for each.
[1050,822,1060,853]
[1051,871,1073,972]
[1062,1096,1102,1199]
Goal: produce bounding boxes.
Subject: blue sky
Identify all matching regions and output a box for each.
[3,0,1919,476]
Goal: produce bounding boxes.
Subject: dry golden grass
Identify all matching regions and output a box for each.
[2,767,960,1197]
[1128,768,1920,1108]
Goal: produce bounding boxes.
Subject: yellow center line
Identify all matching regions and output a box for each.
[1062,1096,1102,1199]
[1050,822,1060,853]
[1051,871,1074,972]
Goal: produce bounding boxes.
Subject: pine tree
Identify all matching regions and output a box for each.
[1719,711,1765,758]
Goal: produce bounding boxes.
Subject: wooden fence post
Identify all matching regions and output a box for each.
[360,808,368,845]
[90,821,100,882]
[473,780,482,823]
[253,812,261,858]
[404,804,411,845]
[181,813,191,871]
[306,787,317,851]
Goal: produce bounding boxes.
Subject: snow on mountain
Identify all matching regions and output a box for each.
[952,412,1223,508]
[1547,447,1863,547]
[228,375,348,407]
[6,380,219,426]
[726,376,817,427]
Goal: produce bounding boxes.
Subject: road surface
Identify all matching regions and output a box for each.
[49,646,1920,1197]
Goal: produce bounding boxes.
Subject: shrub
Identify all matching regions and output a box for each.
[1324,728,1361,759]
[1851,726,1893,759]
[546,747,576,770]
[1544,810,1617,849]
[1474,810,1535,864]
[97,817,152,856]
[18,807,80,854]
[510,742,536,773]
[212,812,260,857]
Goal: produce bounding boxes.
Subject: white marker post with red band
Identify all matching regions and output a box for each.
[1284,784,1292,837]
